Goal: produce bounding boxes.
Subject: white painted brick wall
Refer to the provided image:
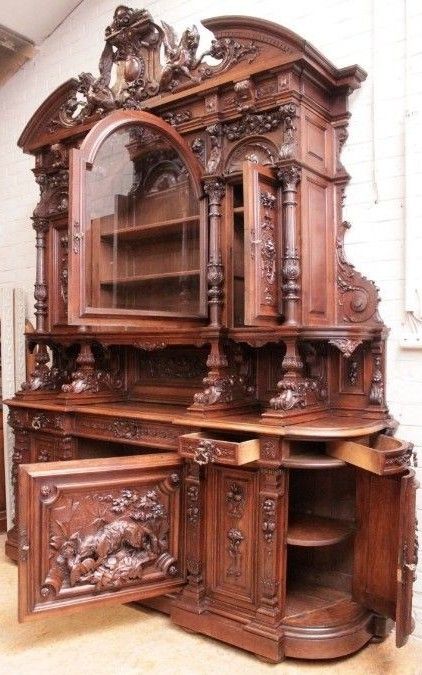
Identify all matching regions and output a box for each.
[0,0,421,639]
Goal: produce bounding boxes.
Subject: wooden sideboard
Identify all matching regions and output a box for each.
[5,7,417,663]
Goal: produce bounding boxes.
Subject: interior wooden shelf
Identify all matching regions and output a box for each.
[233,206,244,214]
[100,215,200,241]
[283,452,346,469]
[100,269,200,286]
[287,514,353,547]
[284,582,354,627]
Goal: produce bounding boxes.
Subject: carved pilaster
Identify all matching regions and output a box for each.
[279,103,297,159]
[245,467,286,641]
[277,164,301,326]
[57,436,75,461]
[203,178,225,328]
[32,217,49,333]
[205,124,223,174]
[175,462,206,612]
[369,341,385,407]
[6,416,31,560]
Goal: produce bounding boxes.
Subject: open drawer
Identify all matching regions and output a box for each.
[326,434,412,475]
[179,431,260,466]
[18,452,184,621]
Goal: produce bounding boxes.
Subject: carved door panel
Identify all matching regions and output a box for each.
[243,162,281,326]
[353,469,417,646]
[18,452,184,621]
[207,466,258,608]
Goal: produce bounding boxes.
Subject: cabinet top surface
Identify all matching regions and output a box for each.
[5,398,389,439]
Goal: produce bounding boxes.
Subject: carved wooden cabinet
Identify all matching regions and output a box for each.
[5,7,417,663]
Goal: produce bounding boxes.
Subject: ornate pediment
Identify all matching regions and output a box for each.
[46,6,260,133]
[18,9,366,152]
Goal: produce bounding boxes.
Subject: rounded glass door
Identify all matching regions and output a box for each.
[75,116,205,319]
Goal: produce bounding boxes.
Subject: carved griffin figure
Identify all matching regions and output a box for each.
[158,22,201,91]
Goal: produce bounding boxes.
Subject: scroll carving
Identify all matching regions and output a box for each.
[337,221,381,324]
[42,480,180,598]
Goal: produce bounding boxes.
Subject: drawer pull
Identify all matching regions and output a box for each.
[193,439,221,465]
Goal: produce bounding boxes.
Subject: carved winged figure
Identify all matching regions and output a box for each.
[159,22,201,91]
[77,42,116,117]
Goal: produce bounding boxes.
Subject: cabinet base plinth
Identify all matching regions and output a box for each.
[171,605,284,662]
[171,602,379,662]
[5,526,18,562]
[283,606,375,659]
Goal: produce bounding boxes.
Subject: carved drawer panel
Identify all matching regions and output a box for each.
[179,432,260,466]
[76,414,184,449]
[28,411,68,434]
[326,435,412,476]
[18,452,184,621]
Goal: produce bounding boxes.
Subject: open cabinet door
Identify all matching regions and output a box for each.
[18,453,184,621]
[243,162,281,326]
[353,468,417,646]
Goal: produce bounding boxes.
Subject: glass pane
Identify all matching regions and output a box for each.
[85,124,200,315]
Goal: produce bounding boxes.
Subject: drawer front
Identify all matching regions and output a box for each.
[179,432,260,466]
[76,414,183,449]
[326,435,412,475]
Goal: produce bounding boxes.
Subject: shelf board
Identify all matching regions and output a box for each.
[283,453,346,469]
[233,206,244,214]
[100,215,200,241]
[100,269,200,286]
[287,514,353,547]
[284,583,355,627]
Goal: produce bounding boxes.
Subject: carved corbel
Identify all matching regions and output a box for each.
[189,340,254,414]
[19,343,64,396]
[264,339,328,420]
[277,164,302,326]
[60,342,123,402]
[328,337,364,358]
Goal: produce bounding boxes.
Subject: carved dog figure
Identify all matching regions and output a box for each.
[68,518,158,586]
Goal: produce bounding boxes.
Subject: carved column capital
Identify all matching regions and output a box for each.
[32,216,49,233]
[276,164,302,189]
[203,176,225,204]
